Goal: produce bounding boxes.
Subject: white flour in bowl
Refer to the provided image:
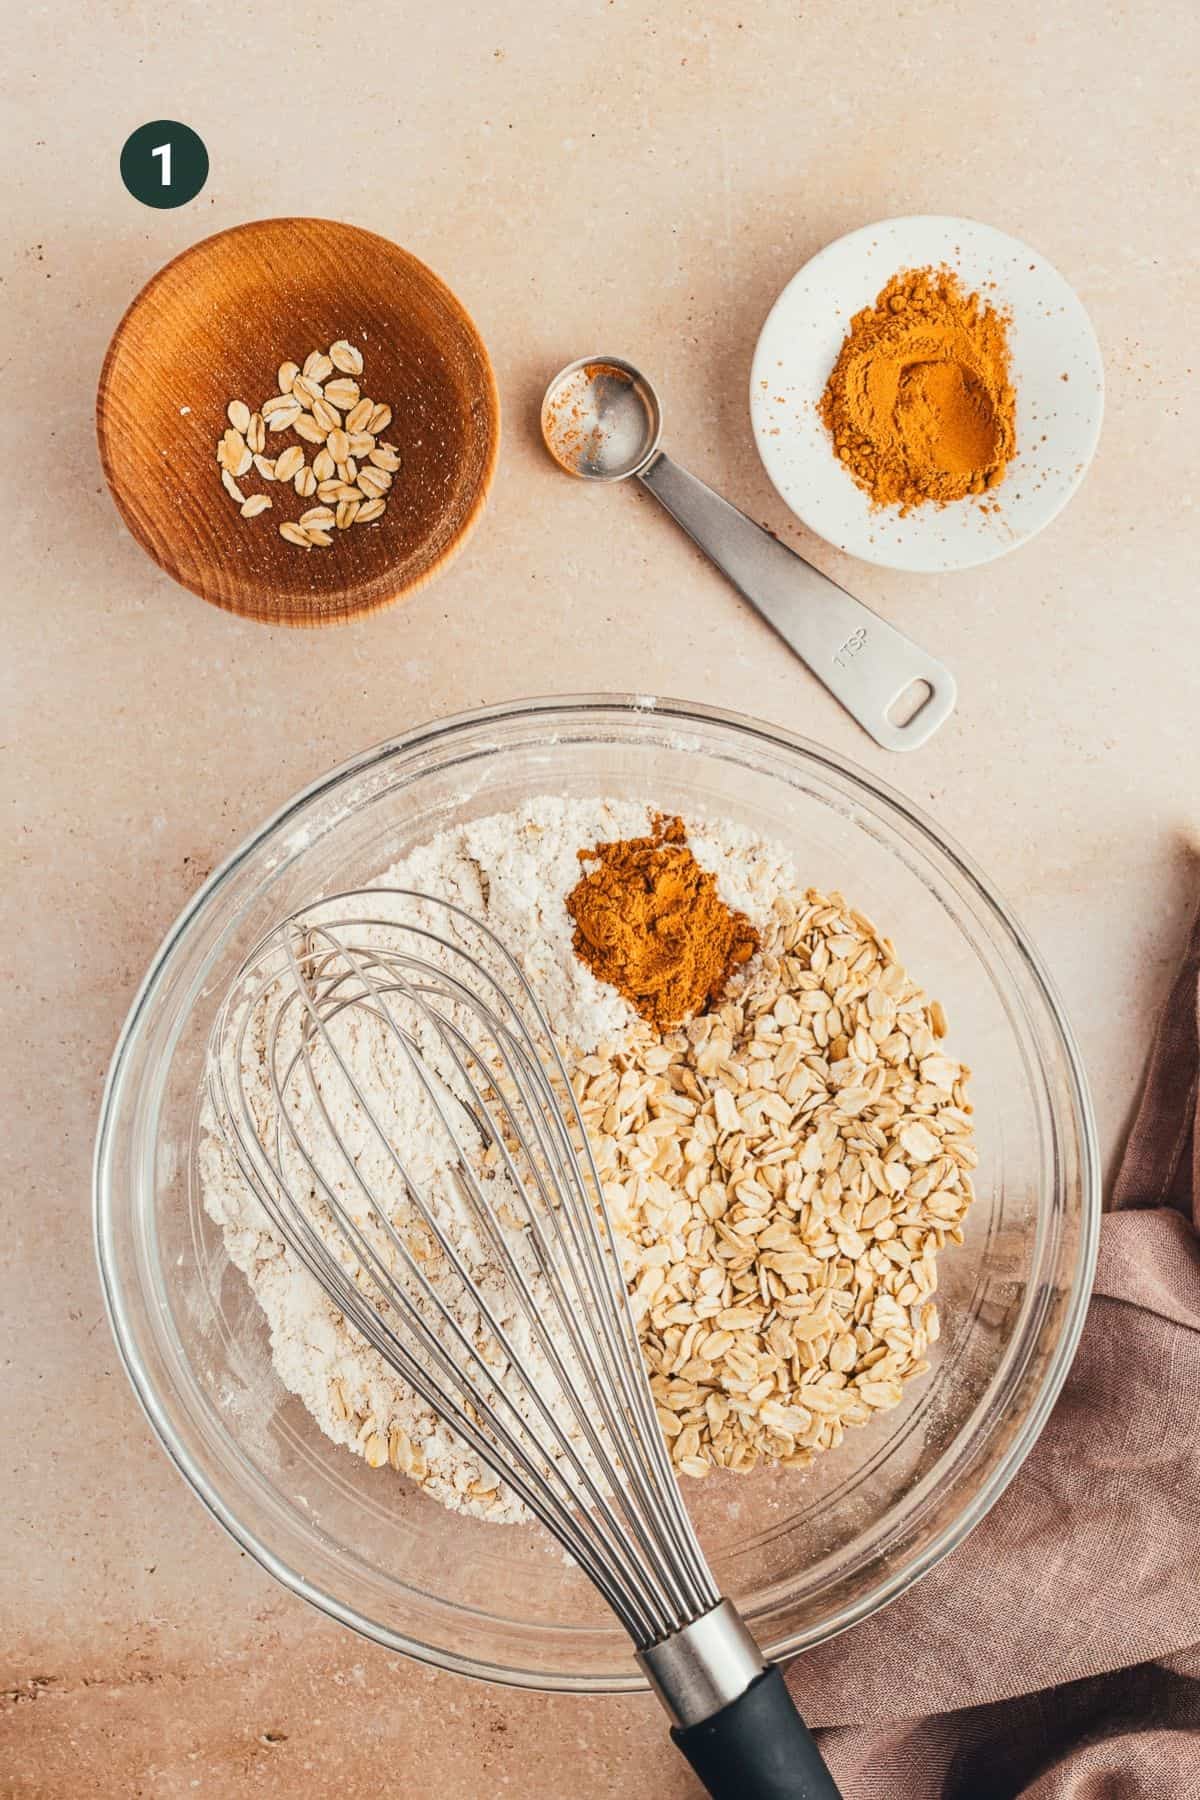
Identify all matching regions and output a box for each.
[200,797,798,1521]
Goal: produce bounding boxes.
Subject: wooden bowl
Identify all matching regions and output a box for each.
[97,219,500,626]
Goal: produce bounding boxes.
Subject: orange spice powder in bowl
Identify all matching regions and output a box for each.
[566,815,758,1030]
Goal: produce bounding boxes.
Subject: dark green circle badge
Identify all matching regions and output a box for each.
[120,121,209,209]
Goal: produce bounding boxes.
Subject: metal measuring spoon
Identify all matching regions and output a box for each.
[541,356,956,752]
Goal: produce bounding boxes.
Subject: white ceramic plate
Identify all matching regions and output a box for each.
[750,216,1104,573]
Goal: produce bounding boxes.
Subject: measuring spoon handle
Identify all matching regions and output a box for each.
[637,451,956,752]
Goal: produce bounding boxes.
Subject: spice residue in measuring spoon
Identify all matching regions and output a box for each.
[819,267,1016,512]
[566,814,759,1028]
[542,362,642,476]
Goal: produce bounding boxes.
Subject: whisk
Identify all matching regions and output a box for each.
[208,889,841,1800]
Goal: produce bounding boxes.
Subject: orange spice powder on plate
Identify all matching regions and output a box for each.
[819,266,1016,513]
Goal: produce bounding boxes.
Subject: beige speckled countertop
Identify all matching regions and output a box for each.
[3,0,1198,1792]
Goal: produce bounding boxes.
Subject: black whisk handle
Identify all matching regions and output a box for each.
[671,1664,842,1799]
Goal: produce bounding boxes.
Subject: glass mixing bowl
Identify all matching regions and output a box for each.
[94,695,1099,1691]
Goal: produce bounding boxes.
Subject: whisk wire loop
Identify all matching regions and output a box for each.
[279,923,698,1637]
[209,890,719,1645]
[217,958,647,1627]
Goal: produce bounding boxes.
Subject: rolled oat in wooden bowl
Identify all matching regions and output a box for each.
[97,218,500,626]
